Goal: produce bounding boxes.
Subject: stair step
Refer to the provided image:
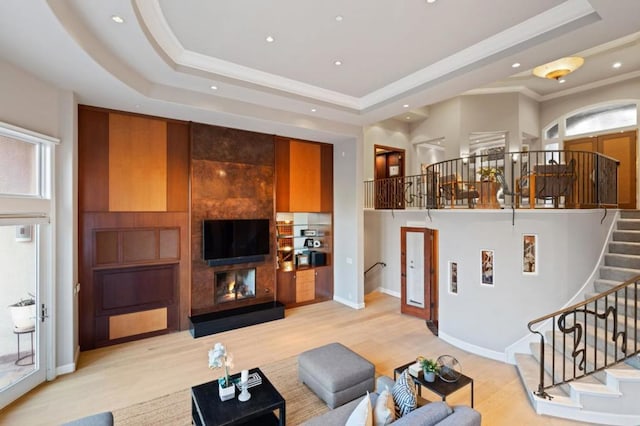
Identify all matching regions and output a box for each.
[613,230,640,243]
[617,219,640,231]
[605,253,640,269]
[584,291,640,319]
[569,381,621,397]
[620,210,640,220]
[599,266,640,282]
[609,241,640,256]
[515,352,569,400]
[606,368,640,383]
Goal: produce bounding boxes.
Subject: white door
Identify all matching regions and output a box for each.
[405,231,425,308]
[0,220,50,409]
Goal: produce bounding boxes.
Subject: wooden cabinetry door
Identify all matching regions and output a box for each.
[295,269,316,303]
[276,270,296,305]
[314,265,333,300]
[275,137,333,213]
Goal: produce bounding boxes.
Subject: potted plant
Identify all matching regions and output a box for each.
[9,293,36,330]
[478,167,499,182]
[208,342,236,401]
[417,356,439,382]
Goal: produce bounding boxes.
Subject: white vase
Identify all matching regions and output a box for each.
[423,370,436,382]
[219,381,235,401]
[9,304,36,329]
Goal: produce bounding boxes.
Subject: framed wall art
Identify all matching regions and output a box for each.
[449,261,458,294]
[523,234,537,275]
[481,249,494,286]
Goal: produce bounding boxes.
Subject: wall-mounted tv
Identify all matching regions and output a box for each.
[202,219,270,266]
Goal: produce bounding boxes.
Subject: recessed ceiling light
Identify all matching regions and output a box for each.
[426,0,437,3]
[558,79,566,84]
[612,62,622,69]
[406,116,411,120]
[335,15,343,22]
[311,108,317,112]
[512,62,521,68]
[403,104,409,108]
[265,36,275,43]
[210,85,218,90]
[111,15,125,24]
[334,60,342,66]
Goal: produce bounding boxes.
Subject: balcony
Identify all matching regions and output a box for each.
[364,150,619,210]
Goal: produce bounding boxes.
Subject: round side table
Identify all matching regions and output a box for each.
[13,325,35,366]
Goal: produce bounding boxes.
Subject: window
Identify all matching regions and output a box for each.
[565,103,637,137]
[545,123,559,140]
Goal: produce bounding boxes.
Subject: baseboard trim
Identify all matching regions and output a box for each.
[439,330,507,363]
[376,287,400,298]
[333,295,365,309]
[55,345,79,376]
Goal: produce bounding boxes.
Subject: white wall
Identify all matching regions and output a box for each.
[411,97,462,159]
[0,59,77,375]
[518,94,540,146]
[364,209,613,359]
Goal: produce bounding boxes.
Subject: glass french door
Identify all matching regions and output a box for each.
[0,220,49,409]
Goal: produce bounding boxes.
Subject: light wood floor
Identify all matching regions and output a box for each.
[0,292,592,425]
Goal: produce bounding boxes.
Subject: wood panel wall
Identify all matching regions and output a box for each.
[78,105,190,350]
[190,122,276,316]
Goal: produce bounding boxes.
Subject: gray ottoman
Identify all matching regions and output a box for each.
[298,342,375,408]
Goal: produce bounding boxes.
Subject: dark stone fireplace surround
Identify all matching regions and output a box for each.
[188,122,285,337]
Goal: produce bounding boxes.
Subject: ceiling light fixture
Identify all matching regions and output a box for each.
[111,15,125,24]
[612,62,622,69]
[512,62,521,68]
[426,0,437,3]
[334,60,342,66]
[335,15,343,22]
[532,56,584,80]
[265,36,275,43]
[210,85,218,90]
[558,79,566,84]
[406,116,411,120]
[403,104,409,108]
[311,108,317,112]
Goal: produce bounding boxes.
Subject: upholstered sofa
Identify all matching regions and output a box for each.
[302,376,481,426]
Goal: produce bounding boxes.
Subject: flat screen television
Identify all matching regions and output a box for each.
[202,219,270,265]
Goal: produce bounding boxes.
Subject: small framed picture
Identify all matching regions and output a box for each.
[389,165,400,177]
[449,261,458,295]
[523,234,537,275]
[481,249,494,286]
[15,225,32,242]
[296,253,309,267]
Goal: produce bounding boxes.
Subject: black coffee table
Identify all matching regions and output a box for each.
[192,367,285,425]
[394,361,474,408]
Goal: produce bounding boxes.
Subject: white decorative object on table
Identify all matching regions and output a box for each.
[208,342,236,401]
[238,369,251,402]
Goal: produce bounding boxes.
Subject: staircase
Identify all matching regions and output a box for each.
[515,210,640,425]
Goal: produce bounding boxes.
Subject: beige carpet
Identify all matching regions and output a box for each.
[112,356,329,425]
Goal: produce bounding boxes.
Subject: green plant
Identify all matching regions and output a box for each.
[417,356,439,373]
[11,293,35,307]
[478,167,499,181]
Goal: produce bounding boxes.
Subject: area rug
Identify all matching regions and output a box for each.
[112,356,329,425]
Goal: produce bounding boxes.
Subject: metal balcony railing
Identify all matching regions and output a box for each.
[364,150,619,210]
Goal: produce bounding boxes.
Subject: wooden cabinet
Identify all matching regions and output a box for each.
[276,266,333,307]
[275,137,333,212]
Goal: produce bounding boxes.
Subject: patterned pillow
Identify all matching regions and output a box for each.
[391,369,417,417]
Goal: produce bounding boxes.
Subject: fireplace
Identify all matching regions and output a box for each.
[215,268,256,304]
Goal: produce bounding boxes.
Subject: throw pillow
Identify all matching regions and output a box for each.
[345,391,372,426]
[392,369,417,417]
[373,387,396,426]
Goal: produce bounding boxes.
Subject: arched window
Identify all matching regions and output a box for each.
[565,103,637,137]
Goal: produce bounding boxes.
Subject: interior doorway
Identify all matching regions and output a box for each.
[374,145,405,209]
[400,227,438,327]
[565,130,637,209]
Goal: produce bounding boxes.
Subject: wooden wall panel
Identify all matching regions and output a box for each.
[320,143,334,212]
[97,265,175,312]
[159,229,180,259]
[122,230,156,262]
[274,137,291,212]
[108,113,167,211]
[290,141,321,211]
[166,122,190,212]
[109,308,168,340]
[95,231,118,265]
[78,107,109,211]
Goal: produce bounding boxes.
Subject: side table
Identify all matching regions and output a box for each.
[14,325,35,366]
[191,367,285,426]
[394,361,474,408]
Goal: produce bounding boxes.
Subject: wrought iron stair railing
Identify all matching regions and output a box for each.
[527,276,640,399]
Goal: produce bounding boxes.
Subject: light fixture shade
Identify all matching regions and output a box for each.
[532,56,584,80]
